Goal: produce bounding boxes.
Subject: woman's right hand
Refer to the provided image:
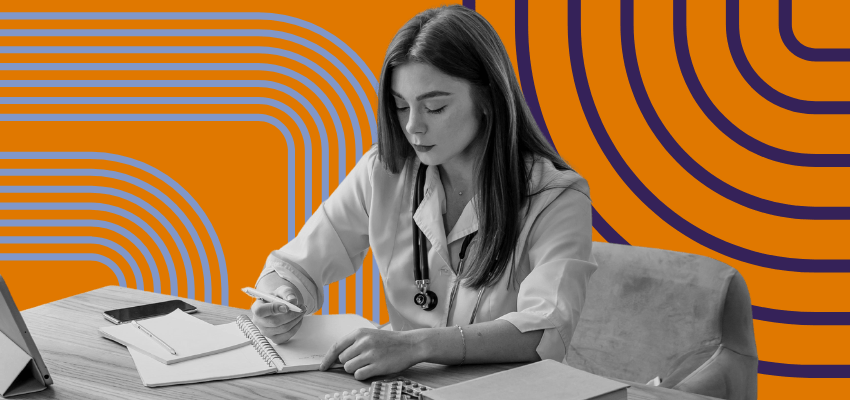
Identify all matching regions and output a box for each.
[250,275,305,344]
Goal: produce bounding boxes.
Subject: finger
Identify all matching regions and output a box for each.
[267,319,303,345]
[273,285,301,304]
[252,299,292,318]
[353,364,380,381]
[343,353,371,374]
[252,308,301,328]
[337,340,364,365]
[319,330,361,371]
[255,314,302,336]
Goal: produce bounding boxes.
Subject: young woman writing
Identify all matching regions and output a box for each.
[251,5,596,380]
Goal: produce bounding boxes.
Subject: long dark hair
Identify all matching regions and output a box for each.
[377,5,570,290]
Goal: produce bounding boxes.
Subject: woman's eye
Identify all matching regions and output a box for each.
[396,106,409,112]
[426,106,446,114]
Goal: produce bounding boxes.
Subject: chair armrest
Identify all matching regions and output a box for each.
[663,345,758,400]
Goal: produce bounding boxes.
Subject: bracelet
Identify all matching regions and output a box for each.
[457,325,466,366]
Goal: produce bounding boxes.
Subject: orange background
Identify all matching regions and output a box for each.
[1,0,848,397]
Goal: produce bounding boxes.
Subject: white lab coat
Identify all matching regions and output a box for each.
[257,148,597,362]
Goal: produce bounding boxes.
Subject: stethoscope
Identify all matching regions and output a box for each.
[412,163,486,325]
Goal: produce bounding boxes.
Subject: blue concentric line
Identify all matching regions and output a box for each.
[0,12,378,92]
[0,96,322,202]
[0,253,126,287]
[0,219,159,293]
[0,184,193,296]
[373,253,380,323]
[0,46,370,162]
[0,115,295,246]
[0,30,375,151]
[0,78,345,191]
[0,152,228,305]
[0,14,380,313]
[0,236,141,289]
[0,202,177,295]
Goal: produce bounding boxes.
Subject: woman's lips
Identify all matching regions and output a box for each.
[413,144,435,152]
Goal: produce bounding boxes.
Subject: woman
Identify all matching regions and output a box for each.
[251,5,596,380]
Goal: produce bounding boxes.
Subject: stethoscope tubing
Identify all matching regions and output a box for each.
[413,162,484,324]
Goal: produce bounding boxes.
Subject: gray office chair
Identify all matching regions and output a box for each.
[567,242,758,400]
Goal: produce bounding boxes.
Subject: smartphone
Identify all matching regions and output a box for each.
[102,300,197,324]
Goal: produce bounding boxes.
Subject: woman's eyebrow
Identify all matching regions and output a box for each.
[391,90,453,101]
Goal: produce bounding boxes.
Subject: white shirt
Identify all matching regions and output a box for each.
[257,148,597,362]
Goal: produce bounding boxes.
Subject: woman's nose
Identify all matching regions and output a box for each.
[406,110,427,135]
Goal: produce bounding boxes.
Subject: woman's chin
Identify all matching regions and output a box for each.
[415,153,441,166]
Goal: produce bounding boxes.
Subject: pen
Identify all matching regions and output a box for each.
[241,287,303,313]
[131,320,177,355]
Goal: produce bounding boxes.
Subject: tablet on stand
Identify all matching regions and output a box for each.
[0,274,53,397]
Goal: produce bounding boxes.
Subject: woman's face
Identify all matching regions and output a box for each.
[391,62,483,167]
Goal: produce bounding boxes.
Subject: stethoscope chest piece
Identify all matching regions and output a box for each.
[414,289,438,311]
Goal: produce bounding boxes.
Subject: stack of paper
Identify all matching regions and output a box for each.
[99,309,250,364]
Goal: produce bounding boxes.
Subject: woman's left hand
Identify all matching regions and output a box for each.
[319,328,426,380]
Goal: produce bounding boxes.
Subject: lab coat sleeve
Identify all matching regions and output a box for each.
[256,148,376,314]
[497,186,597,362]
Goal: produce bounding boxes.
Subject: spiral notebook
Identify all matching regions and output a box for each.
[128,313,375,387]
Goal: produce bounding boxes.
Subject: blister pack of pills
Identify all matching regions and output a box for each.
[319,376,432,400]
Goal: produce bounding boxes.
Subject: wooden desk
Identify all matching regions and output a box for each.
[15,287,719,400]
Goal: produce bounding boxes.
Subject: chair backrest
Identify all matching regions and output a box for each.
[567,242,757,391]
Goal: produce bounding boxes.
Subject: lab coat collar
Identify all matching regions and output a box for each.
[412,163,480,267]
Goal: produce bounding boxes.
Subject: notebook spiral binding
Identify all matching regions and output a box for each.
[236,315,286,368]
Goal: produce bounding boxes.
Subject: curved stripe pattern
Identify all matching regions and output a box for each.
[778,0,850,62]
[573,0,850,378]
[0,41,372,162]
[0,236,142,289]
[0,114,296,246]
[0,152,227,304]
[514,0,555,150]
[758,362,850,378]
[0,219,159,292]
[0,184,190,295]
[0,202,178,292]
[0,13,380,312]
[0,253,126,287]
[727,0,850,114]
[0,42,368,170]
[622,2,850,220]
[0,12,378,92]
[674,1,850,167]
[514,0,631,248]
[0,79,344,188]
[752,306,850,325]
[571,1,849,274]
[1,95,322,204]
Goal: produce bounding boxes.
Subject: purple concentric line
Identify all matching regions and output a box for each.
[515,0,629,247]
[570,0,848,272]
[590,207,629,246]
[675,1,850,167]
[571,0,850,377]
[779,0,850,62]
[752,306,850,325]
[758,362,850,378]
[624,0,850,220]
[728,0,850,114]
[515,0,555,150]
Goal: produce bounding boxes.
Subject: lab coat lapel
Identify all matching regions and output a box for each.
[412,165,451,269]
